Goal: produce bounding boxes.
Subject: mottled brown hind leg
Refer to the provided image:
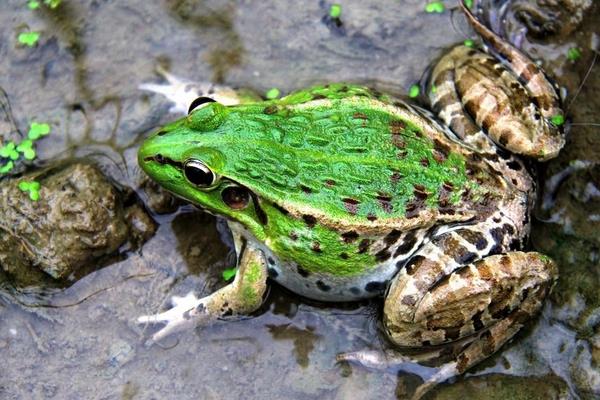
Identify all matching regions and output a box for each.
[385,252,557,399]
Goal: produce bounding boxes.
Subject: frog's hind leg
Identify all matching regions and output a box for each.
[137,244,268,344]
[427,16,564,162]
[383,218,557,398]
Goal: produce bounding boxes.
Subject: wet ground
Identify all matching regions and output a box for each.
[1,0,599,399]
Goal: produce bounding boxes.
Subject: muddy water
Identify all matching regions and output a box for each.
[0,0,599,399]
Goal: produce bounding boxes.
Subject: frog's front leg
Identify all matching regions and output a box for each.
[137,243,268,343]
[139,66,260,114]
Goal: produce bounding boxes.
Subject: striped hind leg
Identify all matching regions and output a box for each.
[382,214,557,397]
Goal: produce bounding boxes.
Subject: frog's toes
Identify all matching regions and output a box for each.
[336,349,414,370]
[170,292,202,308]
[137,292,206,343]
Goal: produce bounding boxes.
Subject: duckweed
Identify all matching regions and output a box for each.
[425,2,445,13]
[18,31,40,47]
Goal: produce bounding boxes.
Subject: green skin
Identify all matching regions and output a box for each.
[139,84,484,284]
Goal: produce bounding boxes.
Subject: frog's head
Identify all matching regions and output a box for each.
[139,98,272,240]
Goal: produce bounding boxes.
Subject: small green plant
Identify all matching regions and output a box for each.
[18,180,41,201]
[27,1,40,10]
[567,47,581,62]
[463,0,473,9]
[408,84,420,98]
[44,0,62,9]
[222,267,237,281]
[329,4,342,19]
[551,114,565,126]
[425,1,445,13]
[0,121,51,176]
[265,88,281,100]
[463,39,475,48]
[18,31,40,47]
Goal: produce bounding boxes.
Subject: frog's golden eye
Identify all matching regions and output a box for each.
[184,159,217,187]
[188,97,216,114]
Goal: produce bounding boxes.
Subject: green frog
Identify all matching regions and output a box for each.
[137,3,563,393]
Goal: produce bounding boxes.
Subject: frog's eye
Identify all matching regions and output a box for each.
[188,97,216,114]
[221,186,250,210]
[184,159,217,187]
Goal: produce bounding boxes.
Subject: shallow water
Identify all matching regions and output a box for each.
[1,0,599,399]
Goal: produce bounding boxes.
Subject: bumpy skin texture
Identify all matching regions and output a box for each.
[137,3,563,394]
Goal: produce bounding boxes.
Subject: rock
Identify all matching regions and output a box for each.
[0,162,155,285]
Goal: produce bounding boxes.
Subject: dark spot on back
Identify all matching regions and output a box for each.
[302,215,317,227]
[357,239,371,254]
[311,242,322,253]
[268,267,279,279]
[394,231,418,256]
[404,255,425,275]
[367,213,378,221]
[341,231,359,243]
[365,281,386,293]
[490,227,504,245]
[375,249,391,262]
[340,252,349,260]
[268,257,275,265]
[384,229,402,245]
[507,160,522,171]
[502,223,515,235]
[300,185,313,194]
[263,105,278,115]
[456,229,488,251]
[316,280,331,292]
[297,266,310,277]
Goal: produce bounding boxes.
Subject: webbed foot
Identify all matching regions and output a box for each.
[137,245,268,345]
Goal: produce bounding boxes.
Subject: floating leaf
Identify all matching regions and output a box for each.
[265,88,280,100]
[222,267,237,281]
[28,122,51,140]
[18,31,40,47]
[463,0,473,8]
[329,4,342,18]
[463,39,475,48]
[28,1,40,10]
[425,2,445,13]
[408,84,420,98]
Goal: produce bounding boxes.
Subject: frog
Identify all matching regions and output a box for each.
[137,2,564,395]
